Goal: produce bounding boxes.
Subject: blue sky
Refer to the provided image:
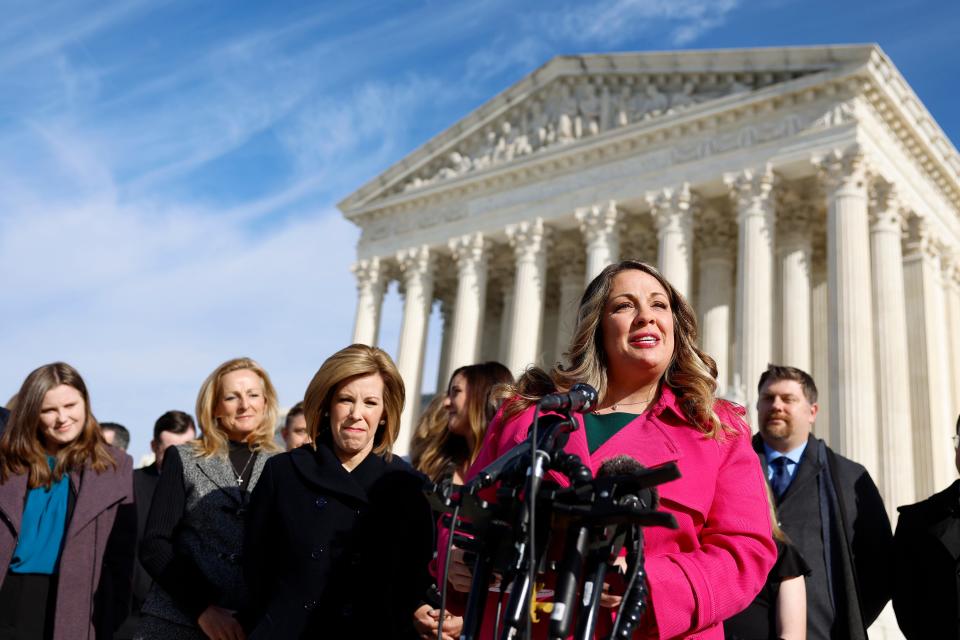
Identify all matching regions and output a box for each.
[1,0,957,462]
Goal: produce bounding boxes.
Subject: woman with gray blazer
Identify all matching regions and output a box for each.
[137,358,280,640]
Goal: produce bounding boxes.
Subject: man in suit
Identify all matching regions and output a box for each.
[115,411,196,639]
[892,413,960,638]
[0,406,9,433]
[754,364,893,640]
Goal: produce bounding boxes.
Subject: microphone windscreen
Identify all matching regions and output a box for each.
[598,454,646,477]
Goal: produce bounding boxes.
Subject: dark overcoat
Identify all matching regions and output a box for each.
[242,442,434,639]
[892,479,960,639]
[753,434,892,640]
[0,447,136,640]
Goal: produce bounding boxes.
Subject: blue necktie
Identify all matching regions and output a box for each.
[770,457,791,498]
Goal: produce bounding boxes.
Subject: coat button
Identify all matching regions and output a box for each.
[304,599,318,611]
[315,497,327,508]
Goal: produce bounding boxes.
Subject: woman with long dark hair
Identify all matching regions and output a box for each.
[415,362,513,484]
[0,362,135,640]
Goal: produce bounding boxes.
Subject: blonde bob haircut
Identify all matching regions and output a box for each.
[0,362,116,488]
[194,357,280,458]
[504,260,728,438]
[303,344,404,460]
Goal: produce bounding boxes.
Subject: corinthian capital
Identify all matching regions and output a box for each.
[868,180,907,233]
[506,218,549,262]
[448,232,489,271]
[395,245,434,290]
[351,257,385,294]
[646,183,694,234]
[575,201,621,246]
[724,165,775,216]
[816,146,866,193]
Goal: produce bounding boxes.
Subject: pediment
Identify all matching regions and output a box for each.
[339,45,880,215]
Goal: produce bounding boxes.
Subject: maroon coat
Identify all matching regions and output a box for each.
[0,447,136,640]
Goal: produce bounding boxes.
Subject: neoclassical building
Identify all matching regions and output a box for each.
[339,45,960,514]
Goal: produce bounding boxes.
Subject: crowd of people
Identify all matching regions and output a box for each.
[0,259,956,639]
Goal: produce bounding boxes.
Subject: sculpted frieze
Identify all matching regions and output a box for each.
[397,75,758,194]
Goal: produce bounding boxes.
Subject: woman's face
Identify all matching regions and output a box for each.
[444,373,469,437]
[600,269,675,383]
[329,373,384,464]
[215,369,266,440]
[39,384,86,453]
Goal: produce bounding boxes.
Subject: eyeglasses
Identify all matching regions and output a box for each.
[953,434,959,449]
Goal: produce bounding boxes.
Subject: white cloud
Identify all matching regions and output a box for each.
[548,0,740,47]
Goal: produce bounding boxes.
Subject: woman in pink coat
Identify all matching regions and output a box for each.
[427,260,776,640]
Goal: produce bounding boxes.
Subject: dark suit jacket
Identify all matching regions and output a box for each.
[0,407,9,433]
[892,479,960,639]
[0,447,136,640]
[242,442,434,639]
[753,434,892,640]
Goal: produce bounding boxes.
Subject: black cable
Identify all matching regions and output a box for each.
[527,407,540,639]
[437,502,460,640]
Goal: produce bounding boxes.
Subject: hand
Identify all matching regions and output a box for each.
[197,605,245,640]
[600,555,629,609]
[448,546,474,593]
[413,603,463,640]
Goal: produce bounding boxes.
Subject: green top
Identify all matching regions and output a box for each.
[583,411,637,453]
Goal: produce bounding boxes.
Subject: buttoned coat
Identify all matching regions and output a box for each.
[438,387,776,639]
[139,444,275,630]
[892,479,960,639]
[242,442,434,639]
[752,434,892,640]
[0,447,136,640]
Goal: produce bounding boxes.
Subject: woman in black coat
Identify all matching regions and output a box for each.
[242,344,434,639]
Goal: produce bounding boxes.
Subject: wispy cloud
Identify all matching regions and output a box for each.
[551,0,741,47]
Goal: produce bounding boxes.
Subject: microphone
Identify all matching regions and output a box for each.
[538,383,599,413]
[597,455,659,510]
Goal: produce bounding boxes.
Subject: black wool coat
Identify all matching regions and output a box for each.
[892,479,960,639]
[753,434,892,640]
[242,442,434,639]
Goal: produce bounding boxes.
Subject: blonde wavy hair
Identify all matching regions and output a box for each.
[193,357,280,457]
[504,260,728,438]
[303,344,404,460]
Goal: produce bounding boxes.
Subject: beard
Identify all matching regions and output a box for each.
[760,416,793,441]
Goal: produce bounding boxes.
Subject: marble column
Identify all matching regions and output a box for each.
[351,257,386,346]
[904,217,954,496]
[648,184,694,299]
[435,296,454,392]
[820,149,879,479]
[497,280,515,363]
[395,245,434,455]
[554,258,585,367]
[810,260,831,445]
[868,183,914,514]
[727,167,776,428]
[777,198,812,372]
[505,218,548,376]
[445,232,490,381]
[943,258,960,423]
[576,200,620,285]
[697,208,736,396]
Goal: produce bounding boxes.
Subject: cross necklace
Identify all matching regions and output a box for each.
[230,453,256,487]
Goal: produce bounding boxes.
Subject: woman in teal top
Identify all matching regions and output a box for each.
[0,363,135,640]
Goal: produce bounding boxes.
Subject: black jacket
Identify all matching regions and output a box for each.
[242,442,434,639]
[753,434,892,640]
[892,479,960,639]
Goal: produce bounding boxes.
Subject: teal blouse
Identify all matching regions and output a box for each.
[10,457,69,575]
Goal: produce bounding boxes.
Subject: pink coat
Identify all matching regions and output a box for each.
[437,386,776,639]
